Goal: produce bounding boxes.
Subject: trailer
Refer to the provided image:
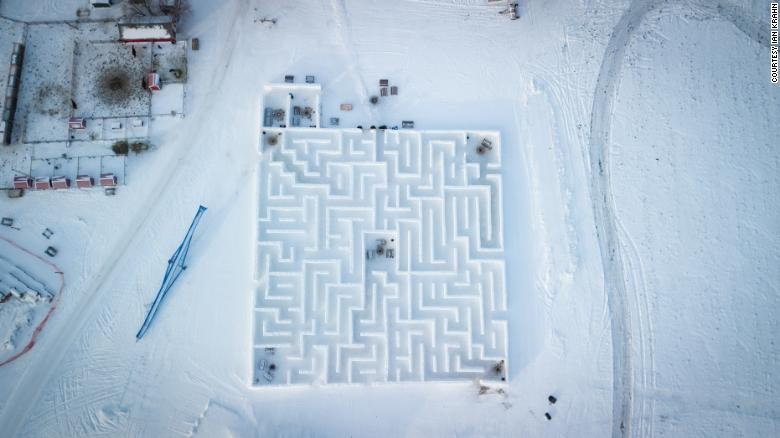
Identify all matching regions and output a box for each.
[146,72,161,91]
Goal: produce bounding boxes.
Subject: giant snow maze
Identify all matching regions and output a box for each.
[254,128,508,385]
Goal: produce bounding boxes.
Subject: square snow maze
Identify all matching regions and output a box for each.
[254,128,508,385]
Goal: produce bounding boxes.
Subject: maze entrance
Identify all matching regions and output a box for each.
[254,128,508,385]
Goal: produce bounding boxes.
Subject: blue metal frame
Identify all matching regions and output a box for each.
[136,205,207,339]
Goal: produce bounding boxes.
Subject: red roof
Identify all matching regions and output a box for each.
[76,175,93,188]
[100,173,117,186]
[146,72,161,91]
[69,117,86,129]
[14,176,31,189]
[34,178,51,190]
[51,177,70,189]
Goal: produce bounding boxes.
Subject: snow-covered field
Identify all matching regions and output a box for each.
[0,0,777,437]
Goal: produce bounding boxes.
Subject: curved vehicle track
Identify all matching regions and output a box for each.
[588,1,769,437]
[588,2,666,435]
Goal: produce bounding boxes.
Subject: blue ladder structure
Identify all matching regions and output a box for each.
[136,205,207,340]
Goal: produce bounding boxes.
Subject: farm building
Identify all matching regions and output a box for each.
[68,117,86,130]
[100,173,117,186]
[34,177,51,190]
[76,175,93,188]
[118,16,176,43]
[13,176,31,189]
[51,176,70,189]
[146,72,161,91]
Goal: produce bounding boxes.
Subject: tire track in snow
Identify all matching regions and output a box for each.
[329,0,370,103]
[615,218,655,437]
[589,1,768,437]
[588,1,665,437]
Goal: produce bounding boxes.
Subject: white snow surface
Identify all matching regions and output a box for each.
[0,0,777,437]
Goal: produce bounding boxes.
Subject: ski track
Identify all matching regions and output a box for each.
[588,0,768,437]
[329,0,369,102]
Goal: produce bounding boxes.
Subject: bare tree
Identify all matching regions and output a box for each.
[160,0,190,24]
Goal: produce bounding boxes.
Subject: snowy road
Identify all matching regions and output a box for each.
[588,1,663,436]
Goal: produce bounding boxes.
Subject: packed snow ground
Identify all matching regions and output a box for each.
[0,0,777,437]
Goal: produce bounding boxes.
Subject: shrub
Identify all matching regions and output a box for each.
[130,141,149,153]
[111,140,129,155]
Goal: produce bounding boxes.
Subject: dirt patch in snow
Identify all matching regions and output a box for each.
[32,83,69,116]
[97,68,135,106]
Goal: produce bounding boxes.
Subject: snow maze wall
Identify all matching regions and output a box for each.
[254,128,508,385]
